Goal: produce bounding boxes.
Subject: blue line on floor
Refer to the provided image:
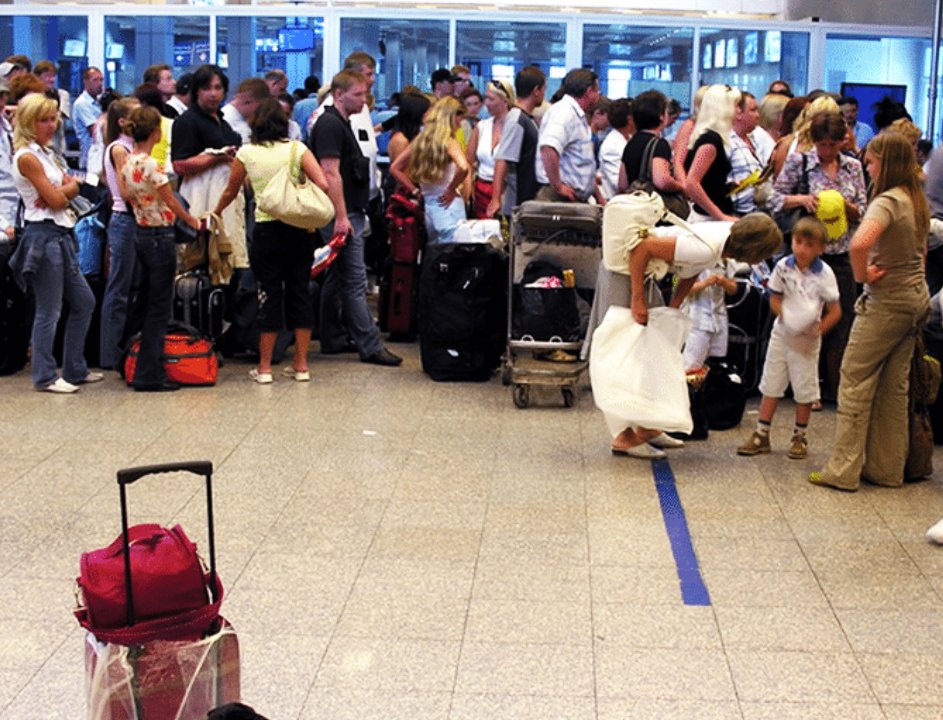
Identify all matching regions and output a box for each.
[652,458,711,606]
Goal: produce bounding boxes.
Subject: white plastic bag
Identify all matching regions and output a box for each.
[590,305,693,435]
[453,219,502,244]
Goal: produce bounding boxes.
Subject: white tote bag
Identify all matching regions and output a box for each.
[590,305,693,435]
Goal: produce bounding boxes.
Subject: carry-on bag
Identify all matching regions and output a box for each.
[174,271,225,340]
[419,242,507,381]
[121,322,219,387]
[512,259,581,342]
[725,276,772,394]
[77,461,240,720]
[0,241,31,375]
[380,193,425,339]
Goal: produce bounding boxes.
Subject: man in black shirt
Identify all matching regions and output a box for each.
[310,71,401,367]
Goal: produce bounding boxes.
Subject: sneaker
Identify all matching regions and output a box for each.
[40,377,79,394]
[737,430,771,456]
[788,433,808,459]
[249,368,273,384]
[282,366,310,382]
[77,371,105,384]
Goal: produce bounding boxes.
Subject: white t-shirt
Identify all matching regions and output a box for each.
[651,221,732,279]
[221,104,251,144]
[598,130,628,201]
[768,254,840,335]
[12,143,75,228]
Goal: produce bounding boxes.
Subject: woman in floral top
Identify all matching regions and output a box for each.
[123,106,201,392]
[769,111,867,404]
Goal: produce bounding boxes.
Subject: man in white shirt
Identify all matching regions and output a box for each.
[71,67,103,170]
[597,98,634,201]
[167,72,191,117]
[220,77,270,144]
[726,91,764,216]
[535,68,602,203]
[0,85,15,242]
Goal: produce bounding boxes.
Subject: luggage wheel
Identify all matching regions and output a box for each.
[561,388,575,408]
[513,384,530,409]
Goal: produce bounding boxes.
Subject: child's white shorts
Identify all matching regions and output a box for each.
[683,326,728,369]
[758,326,821,404]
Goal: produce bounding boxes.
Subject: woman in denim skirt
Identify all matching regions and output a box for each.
[10,93,101,393]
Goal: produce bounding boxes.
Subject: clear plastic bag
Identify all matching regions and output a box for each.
[590,305,693,435]
[85,621,240,720]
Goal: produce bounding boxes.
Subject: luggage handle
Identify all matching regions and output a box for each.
[116,460,218,628]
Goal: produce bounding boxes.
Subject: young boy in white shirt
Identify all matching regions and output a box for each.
[737,217,842,459]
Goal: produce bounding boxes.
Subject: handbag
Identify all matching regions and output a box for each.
[773,152,809,236]
[77,523,210,633]
[627,135,690,220]
[256,140,335,231]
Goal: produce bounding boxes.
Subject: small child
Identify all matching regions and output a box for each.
[681,260,738,372]
[737,217,842,459]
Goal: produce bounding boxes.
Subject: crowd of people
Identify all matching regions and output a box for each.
[0,52,937,491]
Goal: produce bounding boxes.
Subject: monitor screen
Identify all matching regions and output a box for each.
[726,38,738,69]
[278,26,315,52]
[62,39,86,57]
[714,39,726,69]
[743,32,758,65]
[840,82,908,129]
[702,43,712,70]
[106,43,124,60]
[765,31,781,63]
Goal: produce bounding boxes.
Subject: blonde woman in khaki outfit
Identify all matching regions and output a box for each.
[810,133,931,491]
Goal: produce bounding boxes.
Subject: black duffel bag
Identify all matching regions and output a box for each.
[513,259,581,342]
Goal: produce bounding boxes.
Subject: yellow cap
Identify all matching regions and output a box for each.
[816,189,847,242]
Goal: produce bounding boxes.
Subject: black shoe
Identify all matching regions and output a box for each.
[321,340,358,355]
[133,381,181,392]
[362,348,403,367]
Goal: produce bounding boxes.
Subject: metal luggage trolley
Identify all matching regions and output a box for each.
[504,201,602,408]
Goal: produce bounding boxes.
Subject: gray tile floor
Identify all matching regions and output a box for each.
[2,343,943,719]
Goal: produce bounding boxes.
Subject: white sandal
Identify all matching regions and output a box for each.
[249,368,273,384]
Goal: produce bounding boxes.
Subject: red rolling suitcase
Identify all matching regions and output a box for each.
[380,192,426,340]
[77,461,240,720]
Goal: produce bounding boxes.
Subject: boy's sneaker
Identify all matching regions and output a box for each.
[737,431,771,456]
[788,433,808,460]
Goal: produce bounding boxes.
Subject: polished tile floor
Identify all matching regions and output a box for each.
[2,343,943,719]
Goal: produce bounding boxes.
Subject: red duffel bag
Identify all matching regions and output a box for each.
[122,322,219,387]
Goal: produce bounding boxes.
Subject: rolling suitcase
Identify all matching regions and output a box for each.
[419,242,507,382]
[0,242,31,376]
[725,277,771,394]
[380,192,425,340]
[174,271,225,340]
[77,461,240,720]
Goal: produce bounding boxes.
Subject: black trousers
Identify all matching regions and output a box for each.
[132,226,176,386]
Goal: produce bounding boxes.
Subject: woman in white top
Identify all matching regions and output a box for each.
[466,79,515,218]
[389,96,469,243]
[10,93,101,393]
[215,97,329,384]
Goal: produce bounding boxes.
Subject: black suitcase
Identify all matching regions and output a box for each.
[419,242,507,382]
[725,277,771,394]
[174,271,225,340]
[0,243,31,376]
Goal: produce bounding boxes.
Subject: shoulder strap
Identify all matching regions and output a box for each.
[640,135,659,183]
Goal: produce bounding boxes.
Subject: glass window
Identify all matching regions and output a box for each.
[700,29,808,99]
[825,34,932,140]
[456,21,567,99]
[340,18,449,105]
[105,16,209,96]
[583,25,694,110]
[217,16,323,96]
[0,16,89,96]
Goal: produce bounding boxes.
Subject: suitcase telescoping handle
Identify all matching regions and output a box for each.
[116,460,218,627]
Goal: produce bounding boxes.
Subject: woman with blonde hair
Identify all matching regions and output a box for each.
[467,79,515,218]
[10,93,100,393]
[683,84,740,222]
[389,95,469,242]
[810,133,931,491]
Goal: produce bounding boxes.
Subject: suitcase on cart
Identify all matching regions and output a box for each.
[77,461,240,720]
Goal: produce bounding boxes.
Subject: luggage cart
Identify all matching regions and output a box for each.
[504,201,602,408]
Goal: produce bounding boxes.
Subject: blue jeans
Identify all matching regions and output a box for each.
[23,222,95,387]
[319,211,382,359]
[99,212,140,369]
[132,226,176,387]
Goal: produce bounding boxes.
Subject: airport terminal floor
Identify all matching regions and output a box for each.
[2,341,943,719]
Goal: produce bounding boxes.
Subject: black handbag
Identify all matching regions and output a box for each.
[628,136,690,220]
